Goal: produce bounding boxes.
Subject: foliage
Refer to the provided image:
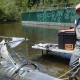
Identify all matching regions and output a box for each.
[0,0,80,23]
[26,0,80,11]
[0,0,20,23]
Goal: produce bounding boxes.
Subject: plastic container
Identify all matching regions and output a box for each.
[58,31,76,50]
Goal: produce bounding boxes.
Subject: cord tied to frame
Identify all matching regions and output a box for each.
[58,63,80,80]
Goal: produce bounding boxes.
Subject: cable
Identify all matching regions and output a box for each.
[58,63,80,79]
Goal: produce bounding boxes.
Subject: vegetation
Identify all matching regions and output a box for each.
[0,0,80,23]
[0,0,19,23]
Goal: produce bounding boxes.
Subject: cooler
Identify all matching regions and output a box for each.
[58,31,76,50]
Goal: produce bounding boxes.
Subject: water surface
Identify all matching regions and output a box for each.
[0,22,71,79]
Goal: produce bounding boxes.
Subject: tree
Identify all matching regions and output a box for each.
[27,0,40,9]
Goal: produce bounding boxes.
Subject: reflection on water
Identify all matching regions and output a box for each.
[0,22,25,37]
[0,22,70,79]
[22,26,58,43]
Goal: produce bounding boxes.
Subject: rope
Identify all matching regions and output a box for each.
[58,63,80,79]
[71,67,80,78]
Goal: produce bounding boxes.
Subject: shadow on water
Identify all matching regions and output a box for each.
[40,54,69,64]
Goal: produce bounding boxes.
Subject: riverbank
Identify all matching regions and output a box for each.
[22,21,75,28]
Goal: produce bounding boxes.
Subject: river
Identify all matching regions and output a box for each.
[0,22,72,79]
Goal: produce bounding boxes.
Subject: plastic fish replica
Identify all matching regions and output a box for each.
[0,38,62,80]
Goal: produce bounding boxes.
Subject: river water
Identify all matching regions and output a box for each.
[0,22,73,79]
